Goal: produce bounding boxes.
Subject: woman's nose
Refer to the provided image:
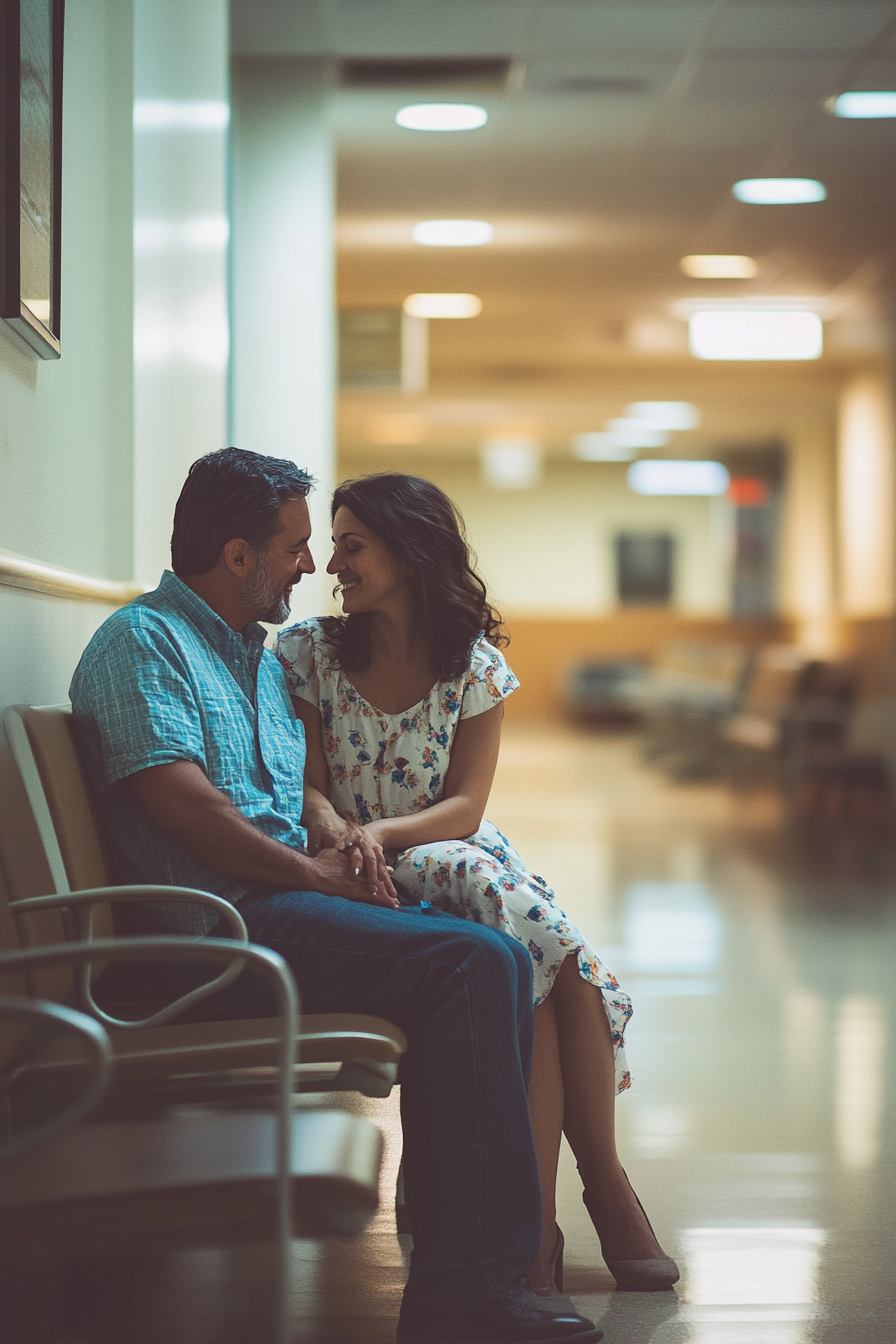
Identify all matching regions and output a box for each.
[325,551,340,575]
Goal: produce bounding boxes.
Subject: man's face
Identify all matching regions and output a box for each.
[244,496,315,623]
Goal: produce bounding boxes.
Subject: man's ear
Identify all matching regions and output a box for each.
[222,537,256,577]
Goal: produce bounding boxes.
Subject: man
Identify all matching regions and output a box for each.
[70,448,602,1344]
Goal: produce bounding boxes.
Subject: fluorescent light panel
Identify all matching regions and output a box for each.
[396,103,488,131]
[574,431,664,461]
[133,100,229,129]
[403,293,482,318]
[680,254,757,279]
[629,460,730,496]
[690,309,823,360]
[626,401,701,430]
[732,177,826,204]
[413,220,493,247]
[831,91,896,118]
[482,440,542,488]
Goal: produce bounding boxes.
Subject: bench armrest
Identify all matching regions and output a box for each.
[10,887,247,1030]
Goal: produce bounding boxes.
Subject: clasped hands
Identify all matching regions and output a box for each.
[305,812,400,910]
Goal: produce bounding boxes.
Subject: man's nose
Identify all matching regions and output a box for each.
[299,548,316,575]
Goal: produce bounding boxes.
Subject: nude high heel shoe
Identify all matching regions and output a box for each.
[582,1179,680,1291]
[528,1226,581,1315]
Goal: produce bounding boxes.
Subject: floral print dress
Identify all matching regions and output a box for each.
[275,619,632,1092]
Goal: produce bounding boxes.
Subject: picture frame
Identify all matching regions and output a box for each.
[0,0,64,359]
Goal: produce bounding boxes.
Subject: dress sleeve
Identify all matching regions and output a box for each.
[273,622,321,705]
[459,637,520,720]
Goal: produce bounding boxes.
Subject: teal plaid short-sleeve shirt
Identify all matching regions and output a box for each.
[70,570,307,934]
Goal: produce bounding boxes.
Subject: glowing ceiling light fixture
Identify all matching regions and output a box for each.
[133,100,230,129]
[830,91,896,118]
[482,440,542,488]
[689,309,823,360]
[732,177,826,204]
[573,430,667,462]
[625,401,701,430]
[413,219,493,247]
[396,103,488,131]
[628,460,730,496]
[680,254,758,279]
[403,293,482,318]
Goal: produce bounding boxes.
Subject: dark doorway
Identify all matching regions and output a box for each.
[615,532,675,605]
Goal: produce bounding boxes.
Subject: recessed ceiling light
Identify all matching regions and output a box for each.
[412,220,493,247]
[403,293,482,318]
[689,309,823,360]
[625,401,701,430]
[732,178,826,204]
[396,103,488,131]
[628,460,730,496]
[573,430,667,461]
[829,91,896,119]
[680,255,758,279]
[482,440,542,488]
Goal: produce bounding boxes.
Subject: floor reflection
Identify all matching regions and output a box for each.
[138,726,896,1342]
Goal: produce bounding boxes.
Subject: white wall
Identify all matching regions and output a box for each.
[341,454,735,617]
[0,0,134,711]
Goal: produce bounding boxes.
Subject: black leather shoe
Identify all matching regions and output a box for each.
[397,1288,604,1343]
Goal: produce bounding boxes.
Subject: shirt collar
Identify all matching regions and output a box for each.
[157,571,267,658]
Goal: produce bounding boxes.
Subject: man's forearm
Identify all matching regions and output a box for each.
[126,761,316,888]
[125,759,396,906]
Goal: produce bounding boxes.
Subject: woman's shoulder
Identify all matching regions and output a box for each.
[458,635,520,717]
[465,634,516,682]
[274,618,343,699]
[275,617,338,659]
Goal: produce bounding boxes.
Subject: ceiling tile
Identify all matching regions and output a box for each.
[533,6,715,58]
[325,2,530,57]
[232,0,328,55]
[712,5,896,53]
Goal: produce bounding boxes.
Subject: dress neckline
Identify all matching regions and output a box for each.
[338,669,440,721]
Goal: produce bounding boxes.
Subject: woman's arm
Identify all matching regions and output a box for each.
[291,695,396,899]
[365,702,504,852]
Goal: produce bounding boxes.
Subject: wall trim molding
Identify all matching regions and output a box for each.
[0,550,143,606]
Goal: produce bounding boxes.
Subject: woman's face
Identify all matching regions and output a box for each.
[327,505,412,615]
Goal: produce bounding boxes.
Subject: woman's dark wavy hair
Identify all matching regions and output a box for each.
[326,473,507,680]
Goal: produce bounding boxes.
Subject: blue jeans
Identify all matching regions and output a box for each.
[209,888,541,1306]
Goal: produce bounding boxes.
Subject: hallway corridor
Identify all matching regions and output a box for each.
[133,726,896,1344]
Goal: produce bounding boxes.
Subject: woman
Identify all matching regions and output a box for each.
[275,473,678,1296]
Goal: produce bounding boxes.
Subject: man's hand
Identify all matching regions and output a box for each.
[125,760,400,908]
[303,790,398,903]
[304,847,399,909]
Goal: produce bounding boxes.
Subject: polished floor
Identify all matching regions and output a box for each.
[134,726,896,1344]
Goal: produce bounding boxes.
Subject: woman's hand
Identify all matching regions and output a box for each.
[307,809,397,904]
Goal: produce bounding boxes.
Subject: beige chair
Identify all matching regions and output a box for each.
[0,937,383,1344]
[0,705,407,1115]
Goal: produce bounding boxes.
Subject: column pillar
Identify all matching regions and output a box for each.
[230,59,336,615]
[837,372,896,619]
[779,413,837,652]
[132,0,230,586]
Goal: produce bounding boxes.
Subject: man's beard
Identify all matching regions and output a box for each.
[245,556,291,624]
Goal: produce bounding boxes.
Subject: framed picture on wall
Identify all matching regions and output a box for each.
[0,0,64,359]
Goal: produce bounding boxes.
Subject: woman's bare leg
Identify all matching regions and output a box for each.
[550,956,664,1261]
[525,996,565,1291]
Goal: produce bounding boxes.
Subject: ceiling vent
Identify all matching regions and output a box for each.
[340,58,515,92]
[549,76,648,95]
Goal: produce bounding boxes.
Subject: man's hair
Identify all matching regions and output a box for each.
[171,448,313,577]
